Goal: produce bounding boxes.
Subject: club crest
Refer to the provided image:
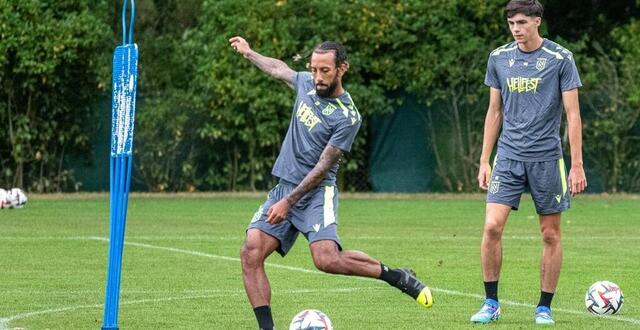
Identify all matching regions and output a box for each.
[536,57,547,71]
[489,180,500,194]
[322,103,337,116]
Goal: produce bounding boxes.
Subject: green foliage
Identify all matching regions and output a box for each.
[2,0,639,192]
[136,0,508,191]
[581,20,640,192]
[0,0,111,191]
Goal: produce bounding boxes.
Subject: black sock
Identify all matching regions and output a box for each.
[253,305,274,330]
[484,281,499,302]
[538,291,554,308]
[378,263,402,286]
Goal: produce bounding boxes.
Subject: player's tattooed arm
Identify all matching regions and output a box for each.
[229,36,295,89]
[285,145,343,205]
[266,145,342,224]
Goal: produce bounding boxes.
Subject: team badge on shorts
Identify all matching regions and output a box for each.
[489,177,500,194]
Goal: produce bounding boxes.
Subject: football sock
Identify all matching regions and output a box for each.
[538,291,554,308]
[484,281,499,302]
[378,263,402,286]
[253,305,274,330]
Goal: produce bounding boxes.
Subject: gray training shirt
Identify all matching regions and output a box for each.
[271,72,362,185]
[485,38,582,161]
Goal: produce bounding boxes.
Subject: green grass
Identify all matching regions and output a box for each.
[1,194,639,329]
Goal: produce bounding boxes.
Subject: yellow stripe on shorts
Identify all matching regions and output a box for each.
[323,186,336,227]
[559,158,567,197]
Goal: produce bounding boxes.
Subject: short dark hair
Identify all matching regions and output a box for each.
[311,41,348,67]
[505,0,544,18]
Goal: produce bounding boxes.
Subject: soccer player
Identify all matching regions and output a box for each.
[230,36,433,330]
[470,0,587,325]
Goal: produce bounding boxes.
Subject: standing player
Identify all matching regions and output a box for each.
[471,0,587,325]
[230,36,433,330]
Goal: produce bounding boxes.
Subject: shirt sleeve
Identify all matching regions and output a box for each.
[328,117,361,153]
[559,56,582,91]
[292,71,312,93]
[484,56,500,89]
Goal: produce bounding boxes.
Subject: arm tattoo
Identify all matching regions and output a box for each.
[245,51,295,88]
[285,145,344,205]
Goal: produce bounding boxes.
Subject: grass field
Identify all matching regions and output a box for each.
[0,193,639,329]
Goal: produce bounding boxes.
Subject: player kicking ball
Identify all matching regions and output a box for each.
[471,0,587,325]
[230,36,433,330]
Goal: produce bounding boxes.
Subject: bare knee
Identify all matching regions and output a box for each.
[484,220,505,242]
[484,204,510,242]
[541,227,561,245]
[240,240,265,270]
[310,243,340,273]
[312,254,335,273]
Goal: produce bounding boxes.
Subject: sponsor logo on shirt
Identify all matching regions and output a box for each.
[296,101,321,131]
[506,77,541,93]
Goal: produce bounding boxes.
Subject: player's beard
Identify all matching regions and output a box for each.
[315,76,339,98]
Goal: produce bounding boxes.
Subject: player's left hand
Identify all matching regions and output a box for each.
[267,199,290,224]
[568,165,587,196]
[229,36,251,57]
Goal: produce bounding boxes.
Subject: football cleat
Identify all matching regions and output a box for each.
[397,268,433,308]
[535,306,555,325]
[470,299,501,324]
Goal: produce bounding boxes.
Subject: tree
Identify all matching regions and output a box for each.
[0,0,111,191]
[581,20,640,192]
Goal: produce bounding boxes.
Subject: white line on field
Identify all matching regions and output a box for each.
[1,235,640,241]
[2,237,639,328]
[0,287,380,328]
[90,237,640,326]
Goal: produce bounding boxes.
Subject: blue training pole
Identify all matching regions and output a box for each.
[102,1,138,329]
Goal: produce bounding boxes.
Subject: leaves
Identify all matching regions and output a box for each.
[0,0,110,191]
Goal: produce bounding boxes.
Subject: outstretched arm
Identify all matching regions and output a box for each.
[478,87,503,190]
[229,36,295,89]
[266,145,344,224]
[563,88,587,195]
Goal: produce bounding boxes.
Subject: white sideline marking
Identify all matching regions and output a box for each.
[0,287,380,329]
[1,235,640,241]
[433,288,640,324]
[1,237,639,328]
[91,237,640,325]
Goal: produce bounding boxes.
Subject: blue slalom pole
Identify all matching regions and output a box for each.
[102,1,138,329]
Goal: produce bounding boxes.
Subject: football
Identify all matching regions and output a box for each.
[289,309,333,330]
[585,281,624,315]
[0,188,8,209]
[7,188,28,209]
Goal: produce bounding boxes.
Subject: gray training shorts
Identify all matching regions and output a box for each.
[247,180,341,257]
[487,155,570,215]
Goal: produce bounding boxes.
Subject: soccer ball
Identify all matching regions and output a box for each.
[0,188,8,209]
[585,281,624,315]
[5,188,28,209]
[289,309,333,330]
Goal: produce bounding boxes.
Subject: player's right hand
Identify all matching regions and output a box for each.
[229,36,251,56]
[478,162,492,191]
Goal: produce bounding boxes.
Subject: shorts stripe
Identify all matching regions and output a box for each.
[323,186,336,227]
[559,158,567,196]
[492,156,497,177]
